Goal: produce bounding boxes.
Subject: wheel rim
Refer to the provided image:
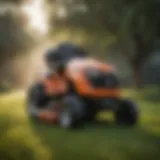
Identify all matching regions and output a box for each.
[60,109,72,128]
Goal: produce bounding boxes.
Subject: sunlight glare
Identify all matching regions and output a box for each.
[22,0,48,35]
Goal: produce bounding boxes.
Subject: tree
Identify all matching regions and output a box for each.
[119,0,160,87]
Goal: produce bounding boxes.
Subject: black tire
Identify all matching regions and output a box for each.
[83,105,97,122]
[58,95,85,129]
[26,83,50,118]
[115,99,139,126]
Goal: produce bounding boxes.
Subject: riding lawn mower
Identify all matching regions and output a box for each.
[26,43,139,129]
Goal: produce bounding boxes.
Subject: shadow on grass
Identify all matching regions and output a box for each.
[29,118,160,160]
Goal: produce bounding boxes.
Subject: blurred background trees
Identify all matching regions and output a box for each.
[0,0,159,90]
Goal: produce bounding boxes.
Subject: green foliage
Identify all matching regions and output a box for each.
[120,0,160,50]
[49,0,160,65]
[137,86,160,102]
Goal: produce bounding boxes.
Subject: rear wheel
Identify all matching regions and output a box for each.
[26,83,50,118]
[83,105,98,122]
[59,95,85,129]
[115,99,138,126]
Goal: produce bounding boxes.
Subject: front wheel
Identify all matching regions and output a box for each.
[26,83,50,118]
[115,99,139,126]
[58,95,85,129]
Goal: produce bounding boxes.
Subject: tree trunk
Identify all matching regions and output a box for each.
[131,33,150,89]
[132,64,143,89]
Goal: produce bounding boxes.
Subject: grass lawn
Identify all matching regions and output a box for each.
[0,91,160,160]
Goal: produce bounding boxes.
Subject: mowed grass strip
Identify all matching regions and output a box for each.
[0,91,160,160]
